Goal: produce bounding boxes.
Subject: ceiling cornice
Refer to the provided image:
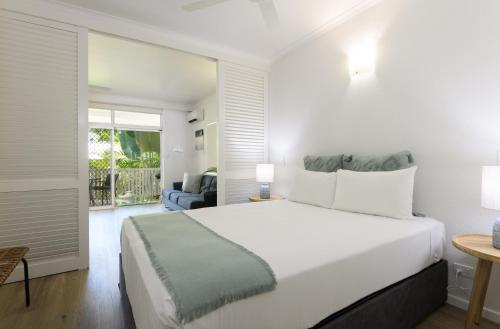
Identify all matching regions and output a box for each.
[271,0,382,63]
[2,0,271,69]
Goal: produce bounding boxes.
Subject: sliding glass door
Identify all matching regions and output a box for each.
[88,128,113,207]
[88,107,162,208]
[114,129,161,206]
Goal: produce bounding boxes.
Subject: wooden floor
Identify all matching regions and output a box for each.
[0,204,499,329]
[0,204,165,329]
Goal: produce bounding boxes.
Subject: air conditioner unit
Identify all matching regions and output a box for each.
[187,109,204,123]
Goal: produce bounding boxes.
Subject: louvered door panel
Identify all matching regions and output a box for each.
[0,11,88,281]
[219,62,268,204]
[0,15,78,179]
[0,189,79,260]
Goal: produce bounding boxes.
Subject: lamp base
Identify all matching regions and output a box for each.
[260,183,270,199]
[493,219,500,249]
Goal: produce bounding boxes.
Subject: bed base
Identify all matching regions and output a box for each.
[118,254,137,329]
[119,254,447,329]
[312,260,448,329]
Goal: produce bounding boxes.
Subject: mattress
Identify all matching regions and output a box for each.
[121,200,445,329]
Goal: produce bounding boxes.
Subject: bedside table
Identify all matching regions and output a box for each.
[249,195,285,202]
[452,234,500,329]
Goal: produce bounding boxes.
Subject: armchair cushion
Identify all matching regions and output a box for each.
[182,173,203,193]
[200,174,217,194]
[162,189,177,200]
[171,192,200,204]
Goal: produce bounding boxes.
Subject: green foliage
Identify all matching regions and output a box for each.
[118,130,141,159]
[135,131,160,153]
[89,128,160,169]
[89,158,108,169]
[115,149,160,168]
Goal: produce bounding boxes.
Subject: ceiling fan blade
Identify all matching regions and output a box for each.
[180,0,231,12]
[257,0,279,28]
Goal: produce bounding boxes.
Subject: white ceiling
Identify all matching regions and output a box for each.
[54,0,377,60]
[89,32,216,104]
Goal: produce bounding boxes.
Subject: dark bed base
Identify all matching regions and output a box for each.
[119,254,137,329]
[119,254,447,329]
[312,260,448,329]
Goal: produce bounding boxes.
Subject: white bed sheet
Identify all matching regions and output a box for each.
[121,200,445,329]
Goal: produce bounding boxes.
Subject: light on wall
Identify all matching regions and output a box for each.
[349,40,376,77]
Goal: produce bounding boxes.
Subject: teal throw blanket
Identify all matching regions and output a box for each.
[129,212,277,324]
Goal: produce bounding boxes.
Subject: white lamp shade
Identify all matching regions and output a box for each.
[349,40,376,77]
[482,166,500,210]
[256,164,274,183]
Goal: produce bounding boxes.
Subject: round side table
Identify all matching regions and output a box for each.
[452,234,500,329]
[248,195,285,202]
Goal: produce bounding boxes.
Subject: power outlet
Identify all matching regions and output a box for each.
[454,263,475,279]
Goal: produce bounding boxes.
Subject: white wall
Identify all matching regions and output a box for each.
[190,93,218,173]
[162,109,193,189]
[270,0,500,320]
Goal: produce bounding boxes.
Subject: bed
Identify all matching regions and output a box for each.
[120,200,447,329]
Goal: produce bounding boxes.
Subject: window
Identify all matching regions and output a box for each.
[114,111,161,127]
[88,107,161,129]
[87,106,162,208]
[89,108,111,124]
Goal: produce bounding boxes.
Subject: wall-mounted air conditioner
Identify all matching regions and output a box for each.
[187,109,204,123]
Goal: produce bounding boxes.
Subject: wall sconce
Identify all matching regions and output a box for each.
[349,40,376,77]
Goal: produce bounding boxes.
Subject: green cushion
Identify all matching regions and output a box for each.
[342,150,414,172]
[303,155,343,172]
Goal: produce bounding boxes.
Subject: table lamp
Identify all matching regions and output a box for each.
[256,164,274,199]
[481,166,500,249]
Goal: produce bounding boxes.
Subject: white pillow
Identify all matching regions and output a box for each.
[288,169,337,208]
[182,173,202,193]
[333,167,417,219]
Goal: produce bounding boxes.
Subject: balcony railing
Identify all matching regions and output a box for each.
[89,168,161,207]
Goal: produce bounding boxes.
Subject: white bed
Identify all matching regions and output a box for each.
[121,200,445,329]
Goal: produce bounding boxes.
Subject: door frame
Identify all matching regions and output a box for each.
[88,108,163,209]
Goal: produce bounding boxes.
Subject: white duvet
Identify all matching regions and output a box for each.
[121,200,445,329]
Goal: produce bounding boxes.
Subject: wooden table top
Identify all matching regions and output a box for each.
[452,234,500,263]
[249,195,285,202]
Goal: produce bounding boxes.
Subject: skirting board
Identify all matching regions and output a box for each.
[447,294,500,324]
[6,255,82,283]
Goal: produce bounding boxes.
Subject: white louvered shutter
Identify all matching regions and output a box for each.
[218,62,268,204]
[0,11,88,280]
